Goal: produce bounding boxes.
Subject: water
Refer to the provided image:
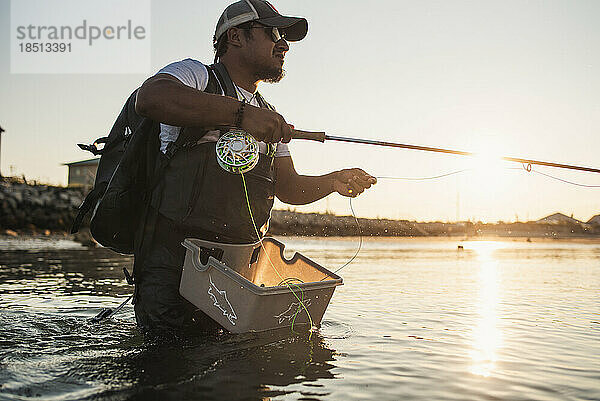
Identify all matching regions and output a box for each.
[1,236,599,400]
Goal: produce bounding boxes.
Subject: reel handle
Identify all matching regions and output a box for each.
[292,129,326,142]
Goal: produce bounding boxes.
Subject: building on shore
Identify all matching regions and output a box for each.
[587,215,600,226]
[64,158,99,188]
[536,213,582,225]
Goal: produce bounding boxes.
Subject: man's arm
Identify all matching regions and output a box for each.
[274,156,376,205]
[134,73,292,143]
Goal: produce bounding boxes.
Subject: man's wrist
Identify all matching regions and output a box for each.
[234,101,246,128]
[327,172,338,194]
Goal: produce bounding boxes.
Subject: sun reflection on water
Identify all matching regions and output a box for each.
[466,241,503,377]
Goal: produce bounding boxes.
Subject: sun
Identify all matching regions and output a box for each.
[460,139,515,222]
[470,150,509,185]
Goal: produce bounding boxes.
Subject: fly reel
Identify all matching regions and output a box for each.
[216,130,260,174]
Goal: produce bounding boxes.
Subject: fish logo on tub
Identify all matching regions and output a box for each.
[274,299,312,324]
[208,275,238,325]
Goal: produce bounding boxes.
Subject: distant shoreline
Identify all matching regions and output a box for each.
[2,177,600,246]
[268,209,600,239]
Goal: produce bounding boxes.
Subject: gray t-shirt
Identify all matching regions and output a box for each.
[156,58,291,157]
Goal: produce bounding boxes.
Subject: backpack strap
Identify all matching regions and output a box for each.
[212,62,238,98]
[70,182,107,234]
[168,63,231,150]
[205,65,222,95]
[255,91,273,110]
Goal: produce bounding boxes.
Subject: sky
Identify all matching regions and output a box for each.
[1,0,599,222]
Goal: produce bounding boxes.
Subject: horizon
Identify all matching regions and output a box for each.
[272,206,599,225]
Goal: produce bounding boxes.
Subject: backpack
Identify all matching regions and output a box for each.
[71,63,227,255]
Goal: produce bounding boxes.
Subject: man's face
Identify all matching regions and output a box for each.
[243,25,289,83]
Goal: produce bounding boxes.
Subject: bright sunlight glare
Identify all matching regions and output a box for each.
[466,241,503,378]
[462,141,516,221]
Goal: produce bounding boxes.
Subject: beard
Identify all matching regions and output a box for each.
[257,65,286,83]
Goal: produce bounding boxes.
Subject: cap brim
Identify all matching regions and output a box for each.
[257,15,308,42]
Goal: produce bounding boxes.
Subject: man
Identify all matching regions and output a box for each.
[133,0,376,334]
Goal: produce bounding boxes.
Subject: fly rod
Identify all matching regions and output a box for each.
[291,130,600,174]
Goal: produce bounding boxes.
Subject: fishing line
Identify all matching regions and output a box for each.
[240,172,315,334]
[376,165,600,187]
[375,169,472,181]
[522,165,600,188]
[278,277,305,286]
[320,169,482,279]
[319,197,362,281]
[318,164,600,279]
[495,164,600,188]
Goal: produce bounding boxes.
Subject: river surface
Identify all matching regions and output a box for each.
[0,236,599,400]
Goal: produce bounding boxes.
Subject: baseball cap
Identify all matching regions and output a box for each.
[214,0,308,44]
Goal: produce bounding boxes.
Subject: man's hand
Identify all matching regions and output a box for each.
[331,168,377,197]
[241,104,292,143]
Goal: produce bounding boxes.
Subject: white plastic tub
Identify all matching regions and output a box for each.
[179,237,343,333]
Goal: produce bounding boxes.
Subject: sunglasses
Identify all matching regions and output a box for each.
[250,25,286,43]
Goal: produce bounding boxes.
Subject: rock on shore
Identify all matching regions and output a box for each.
[0,178,83,233]
[269,210,428,237]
